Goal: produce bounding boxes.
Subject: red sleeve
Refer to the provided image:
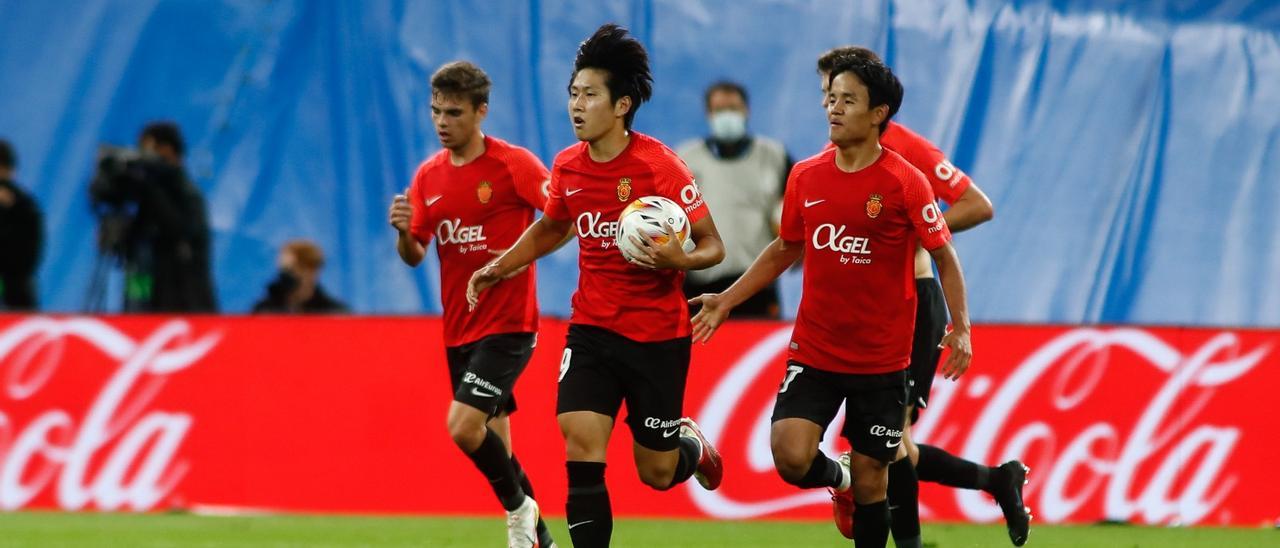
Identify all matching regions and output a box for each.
[778,165,806,243]
[507,148,551,211]
[542,162,570,222]
[901,167,952,251]
[884,125,972,205]
[653,153,708,224]
[408,164,433,245]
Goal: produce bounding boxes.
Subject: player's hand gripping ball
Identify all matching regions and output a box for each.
[615,196,695,263]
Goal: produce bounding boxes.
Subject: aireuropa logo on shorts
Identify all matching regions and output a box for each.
[644,417,682,438]
[462,372,503,397]
[643,417,681,430]
[868,424,902,438]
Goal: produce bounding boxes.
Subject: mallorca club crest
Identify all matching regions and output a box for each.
[866,193,883,219]
[477,181,493,204]
[617,177,632,202]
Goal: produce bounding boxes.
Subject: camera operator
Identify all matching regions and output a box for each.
[252,239,347,314]
[0,138,43,310]
[90,122,216,312]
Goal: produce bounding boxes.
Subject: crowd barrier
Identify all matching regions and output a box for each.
[0,315,1274,526]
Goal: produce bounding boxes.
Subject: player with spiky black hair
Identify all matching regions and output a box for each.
[469,23,727,548]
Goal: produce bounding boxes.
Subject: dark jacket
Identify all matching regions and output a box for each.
[252,284,348,315]
[122,162,217,312]
[0,178,43,310]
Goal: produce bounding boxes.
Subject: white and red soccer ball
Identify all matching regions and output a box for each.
[615,196,695,262]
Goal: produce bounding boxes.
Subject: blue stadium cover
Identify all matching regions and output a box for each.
[0,0,1277,325]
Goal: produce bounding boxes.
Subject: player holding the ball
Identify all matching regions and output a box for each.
[467,23,726,548]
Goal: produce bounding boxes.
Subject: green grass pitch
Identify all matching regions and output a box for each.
[0,512,1275,547]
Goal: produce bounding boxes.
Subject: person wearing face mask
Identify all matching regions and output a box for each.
[677,81,793,318]
[251,239,347,314]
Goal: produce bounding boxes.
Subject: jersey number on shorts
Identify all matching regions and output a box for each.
[559,348,572,382]
[779,365,804,393]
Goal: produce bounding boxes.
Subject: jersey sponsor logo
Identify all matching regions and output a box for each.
[662,428,680,438]
[425,195,443,207]
[476,181,492,204]
[921,203,946,234]
[462,372,503,397]
[575,211,620,247]
[812,224,871,264]
[934,159,959,184]
[436,218,488,245]
[866,193,883,219]
[565,188,584,197]
[680,182,705,213]
[803,199,826,208]
[617,177,632,202]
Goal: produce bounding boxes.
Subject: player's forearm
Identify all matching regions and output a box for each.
[492,217,569,276]
[719,238,801,308]
[930,244,971,331]
[396,231,425,266]
[681,234,725,271]
[942,186,994,232]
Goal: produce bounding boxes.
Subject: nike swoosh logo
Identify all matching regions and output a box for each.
[425,195,443,206]
[470,387,497,398]
[568,520,594,530]
[885,439,902,448]
[804,199,826,208]
[662,428,680,438]
[565,188,584,196]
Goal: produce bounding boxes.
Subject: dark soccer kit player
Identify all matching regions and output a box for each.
[389,61,554,548]
[818,47,1031,547]
[691,57,972,548]
[468,24,726,548]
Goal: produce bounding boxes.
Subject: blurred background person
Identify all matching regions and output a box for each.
[678,81,792,318]
[252,239,347,314]
[0,138,43,310]
[88,121,217,312]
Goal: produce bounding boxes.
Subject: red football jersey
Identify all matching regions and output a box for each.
[544,132,709,342]
[408,135,549,347]
[779,147,952,373]
[824,121,972,205]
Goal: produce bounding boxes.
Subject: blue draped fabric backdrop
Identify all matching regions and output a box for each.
[0,0,1276,325]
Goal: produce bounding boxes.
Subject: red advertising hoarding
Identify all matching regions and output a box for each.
[0,315,1274,526]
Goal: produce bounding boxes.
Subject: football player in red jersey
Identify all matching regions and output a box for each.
[389,61,553,548]
[467,24,726,548]
[690,57,971,548]
[817,47,1030,547]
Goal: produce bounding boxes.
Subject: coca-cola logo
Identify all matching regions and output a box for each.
[0,317,219,511]
[688,327,1267,525]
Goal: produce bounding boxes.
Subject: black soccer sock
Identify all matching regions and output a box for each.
[666,436,701,488]
[887,459,922,548]
[915,444,990,491]
[463,430,525,511]
[566,461,612,548]
[793,452,845,489]
[854,499,892,548]
[510,454,552,545]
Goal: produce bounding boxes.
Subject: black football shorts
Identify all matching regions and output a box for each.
[771,361,909,463]
[908,277,949,422]
[446,332,536,418]
[556,324,691,452]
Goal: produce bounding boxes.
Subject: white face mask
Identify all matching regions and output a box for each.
[709,110,747,141]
